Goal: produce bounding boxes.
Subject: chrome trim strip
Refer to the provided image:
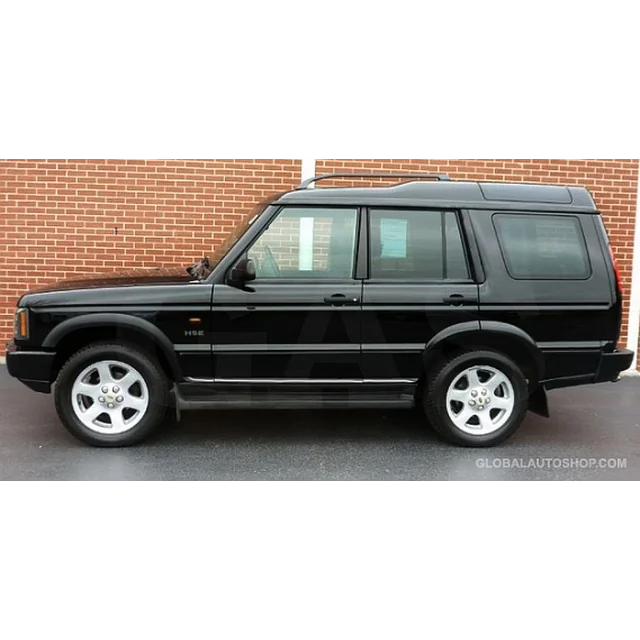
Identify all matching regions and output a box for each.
[537,341,605,350]
[213,344,361,352]
[213,344,425,353]
[174,344,211,352]
[362,344,426,351]
[184,377,418,385]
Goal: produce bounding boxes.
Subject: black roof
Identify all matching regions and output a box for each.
[274,176,598,214]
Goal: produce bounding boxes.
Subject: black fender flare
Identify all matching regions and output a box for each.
[42,313,183,381]
[422,321,544,380]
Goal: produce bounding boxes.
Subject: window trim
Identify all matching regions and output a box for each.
[492,212,593,281]
[460,209,486,284]
[365,207,474,284]
[233,204,362,283]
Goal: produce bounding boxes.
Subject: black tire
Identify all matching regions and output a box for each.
[423,350,528,448]
[54,342,168,447]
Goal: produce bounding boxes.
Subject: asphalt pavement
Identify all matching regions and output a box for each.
[1,365,639,480]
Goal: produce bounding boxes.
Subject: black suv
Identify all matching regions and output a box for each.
[6,173,634,447]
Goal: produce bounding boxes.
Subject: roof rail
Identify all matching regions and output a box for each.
[296,172,451,190]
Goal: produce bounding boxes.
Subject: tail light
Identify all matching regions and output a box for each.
[609,244,622,292]
[595,215,622,293]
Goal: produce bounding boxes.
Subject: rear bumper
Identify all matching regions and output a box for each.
[595,349,635,383]
[541,348,634,391]
[5,341,55,393]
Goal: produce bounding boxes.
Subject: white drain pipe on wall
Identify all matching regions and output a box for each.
[299,160,317,272]
[626,172,640,371]
[300,159,317,187]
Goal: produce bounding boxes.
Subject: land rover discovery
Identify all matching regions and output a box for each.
[6,173,634,447]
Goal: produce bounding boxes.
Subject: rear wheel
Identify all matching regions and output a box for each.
[54,342,168,447]
[424,350,528,447]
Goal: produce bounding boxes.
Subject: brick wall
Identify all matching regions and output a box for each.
[1,159,638,362]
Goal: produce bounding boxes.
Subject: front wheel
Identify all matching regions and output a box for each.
[54,342,168,447]
[424,350,529,447]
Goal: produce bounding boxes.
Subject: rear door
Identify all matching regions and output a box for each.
[361,208,480,381]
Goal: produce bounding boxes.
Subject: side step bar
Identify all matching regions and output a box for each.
[173,381,417,416]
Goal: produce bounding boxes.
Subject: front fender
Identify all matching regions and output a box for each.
[41,313,183,381]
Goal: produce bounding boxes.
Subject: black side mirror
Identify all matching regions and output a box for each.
[229,258,256,285]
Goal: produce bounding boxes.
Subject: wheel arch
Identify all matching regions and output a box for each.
[422,322,544,385]
[44,314,183,384]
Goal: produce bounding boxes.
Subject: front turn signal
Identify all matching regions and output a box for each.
[14,308,29,339]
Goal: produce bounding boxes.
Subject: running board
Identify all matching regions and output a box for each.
[175,382,417,412]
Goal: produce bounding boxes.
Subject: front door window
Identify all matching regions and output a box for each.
[247,207,359,280]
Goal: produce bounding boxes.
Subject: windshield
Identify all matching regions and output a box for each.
[187,198,279,280]
[187,188,296,280]
[209,208,262,265]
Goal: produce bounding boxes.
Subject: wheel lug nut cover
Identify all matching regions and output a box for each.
[113,386,120,393]
[107,403,114,409]
[101,386,109,393]
[470,400,476,406]
[98,397,105,403]
[116,396,124,403]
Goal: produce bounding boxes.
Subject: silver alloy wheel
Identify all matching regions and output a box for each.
[70,360,150,434]
[445,365,515,436]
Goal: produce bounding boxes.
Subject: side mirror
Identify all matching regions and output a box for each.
[229,257,256,285]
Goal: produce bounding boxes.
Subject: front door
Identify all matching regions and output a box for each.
[362,208,480,380]
[211,206,363,381]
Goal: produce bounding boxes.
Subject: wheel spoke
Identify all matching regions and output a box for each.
[452,406,474,427]
[110,408,126,432]
[95,362,113,385]
[75,382,99,398]
[448,388,468,403]
[125,395,147,413]
[466,368,482,388]
[116,371,138,391]
[491,397,513,411]
[81,402,105,423]
[478,411,495,432]
[487,372,508,394]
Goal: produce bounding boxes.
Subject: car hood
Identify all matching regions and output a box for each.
[24,267,194,295]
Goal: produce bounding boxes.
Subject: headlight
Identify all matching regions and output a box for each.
[14,308,29,339]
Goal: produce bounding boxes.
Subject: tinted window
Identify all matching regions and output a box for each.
[494,214,591,280]
[248,207,358,279]
[369,210,469,280]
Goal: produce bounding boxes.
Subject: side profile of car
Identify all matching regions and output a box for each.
[5,173,634,447]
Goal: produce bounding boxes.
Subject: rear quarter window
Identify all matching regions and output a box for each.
[493,213,592,280]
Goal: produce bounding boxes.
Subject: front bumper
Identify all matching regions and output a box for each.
[595,349,635,383]
[5,341,55,393]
